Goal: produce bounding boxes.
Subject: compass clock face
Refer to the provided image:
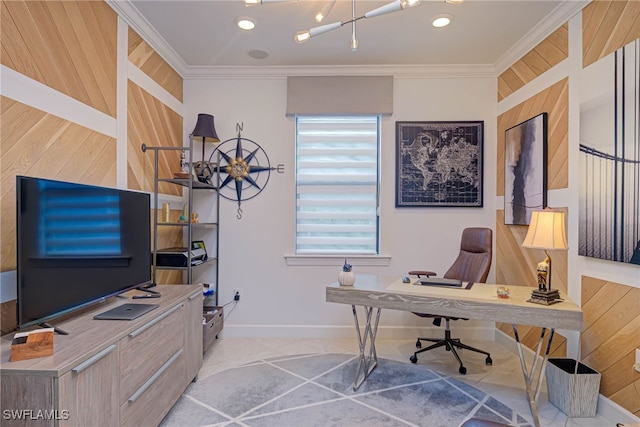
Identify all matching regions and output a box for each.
[210,136,272,203]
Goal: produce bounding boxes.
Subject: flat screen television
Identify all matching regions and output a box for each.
[16,176,152,331]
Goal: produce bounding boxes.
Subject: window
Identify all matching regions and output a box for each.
[295,115,380,255]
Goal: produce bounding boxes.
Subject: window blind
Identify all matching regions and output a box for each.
[296,116,380,254]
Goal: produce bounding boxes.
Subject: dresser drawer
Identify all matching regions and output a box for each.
[119,303,184,405]
[120,348,186,427]
[203,306,223,353]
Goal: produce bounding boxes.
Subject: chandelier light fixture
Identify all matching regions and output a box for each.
[245,0,426,51]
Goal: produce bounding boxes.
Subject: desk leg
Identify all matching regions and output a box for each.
[351,305,381,391]
[512,325,555,427]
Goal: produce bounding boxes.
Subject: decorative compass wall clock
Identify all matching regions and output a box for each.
[209,123,284,219]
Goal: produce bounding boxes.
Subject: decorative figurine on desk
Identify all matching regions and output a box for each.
[537,260,549,291]
[338,259,355,287]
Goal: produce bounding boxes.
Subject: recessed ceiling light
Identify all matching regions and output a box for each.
[432,14,454,28]
[235,16,256,30]
[444,0,464,4]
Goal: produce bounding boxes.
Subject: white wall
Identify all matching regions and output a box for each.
[184,74,498,338]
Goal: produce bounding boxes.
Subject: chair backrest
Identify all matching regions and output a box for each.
[443,227,493,283]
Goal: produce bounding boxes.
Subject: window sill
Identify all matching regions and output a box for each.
[284,255,391,267]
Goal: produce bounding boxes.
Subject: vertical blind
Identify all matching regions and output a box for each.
[296,116,380,254]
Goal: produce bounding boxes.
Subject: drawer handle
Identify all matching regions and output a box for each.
[72,345,116,374]
[188,292,200,301]
[128,304,182,338]
[127,349,183,403]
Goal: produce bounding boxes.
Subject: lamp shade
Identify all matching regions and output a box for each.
[522,209,568,250]
[191,113,220,143]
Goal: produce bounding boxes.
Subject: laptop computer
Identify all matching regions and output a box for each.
[417,277,464,288]
[93,303,159,320]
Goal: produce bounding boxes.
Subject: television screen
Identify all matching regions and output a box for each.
[16,176,152,330]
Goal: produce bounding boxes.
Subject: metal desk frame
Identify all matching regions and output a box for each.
[328,275,583,427]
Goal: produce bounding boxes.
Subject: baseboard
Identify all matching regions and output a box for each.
[495,329,640,424]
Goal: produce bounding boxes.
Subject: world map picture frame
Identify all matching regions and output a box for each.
[395,121,484,207]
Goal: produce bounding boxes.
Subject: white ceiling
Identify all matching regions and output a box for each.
[115,0,584,76]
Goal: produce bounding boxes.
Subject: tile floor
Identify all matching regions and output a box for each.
[164,337,616,427]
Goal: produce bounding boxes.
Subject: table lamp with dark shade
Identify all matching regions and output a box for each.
[521,208,568,305]
[191,113,220,184]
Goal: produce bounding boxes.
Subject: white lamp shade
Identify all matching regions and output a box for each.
[309,21,342,37]
[522,210,568,250]
[365,0,403,18]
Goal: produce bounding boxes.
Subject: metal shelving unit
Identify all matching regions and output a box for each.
[142,140,220,305]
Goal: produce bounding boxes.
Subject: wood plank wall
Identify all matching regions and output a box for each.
[127,81,183,196]
[498,23,568,102]
[582,0,640,68]
[496,0,640,416]
[128,28,183,103]
[497,78,569,197]
[127,29,185,286]
[582,276,640,418]
[0,1,117,117]
[0,0,186,334]
[579,1,640,417]
[0,97,117,334]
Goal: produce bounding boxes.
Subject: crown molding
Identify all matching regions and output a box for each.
[105,0,188,77]
[183,64,498,80]
[493,0,590,75]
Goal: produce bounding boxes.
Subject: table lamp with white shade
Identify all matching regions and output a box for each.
[521,208,568,305]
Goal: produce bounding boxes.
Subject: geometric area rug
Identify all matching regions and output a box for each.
[160,353,533,427]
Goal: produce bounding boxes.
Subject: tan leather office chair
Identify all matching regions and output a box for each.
[408,227,493,374]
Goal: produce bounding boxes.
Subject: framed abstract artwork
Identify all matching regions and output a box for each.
[395,121,483,207]
[504,112,547,225]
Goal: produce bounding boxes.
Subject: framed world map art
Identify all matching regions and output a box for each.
[395,121,484,207]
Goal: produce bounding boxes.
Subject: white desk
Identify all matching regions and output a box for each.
[326,275,583,427]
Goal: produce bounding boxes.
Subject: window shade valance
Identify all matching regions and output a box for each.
[286,76,393,116]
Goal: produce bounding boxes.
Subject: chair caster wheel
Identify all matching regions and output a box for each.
[410,355,418,364]
[459,366,467,375]
[415,340,421,349]
[486,356,492,365]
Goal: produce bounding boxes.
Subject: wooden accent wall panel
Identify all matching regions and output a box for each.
[497,78,568,196]
[128,28,183,102]
[495,209,568,356]
[582,0,640,68]
[581,276,640,417]
[498,23,568,101]
[1,97,117,272]
[0,97,116,333]
[127,81,183,196]
[0,1,117,117]
[1,301,17,336]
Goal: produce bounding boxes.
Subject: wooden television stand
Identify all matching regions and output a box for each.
[0,285,203,426]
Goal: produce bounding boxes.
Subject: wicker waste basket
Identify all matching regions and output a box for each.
[546,358,601,417]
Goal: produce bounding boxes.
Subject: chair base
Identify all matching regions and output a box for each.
[409,322,492,375]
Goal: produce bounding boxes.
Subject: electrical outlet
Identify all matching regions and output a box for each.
[233,288,241,301]
[635,349,640,373]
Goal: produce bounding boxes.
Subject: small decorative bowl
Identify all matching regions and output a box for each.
[496,286,510,299]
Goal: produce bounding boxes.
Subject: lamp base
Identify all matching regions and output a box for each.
[527,289,561,305]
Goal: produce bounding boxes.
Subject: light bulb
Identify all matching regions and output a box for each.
[295,30,311,43]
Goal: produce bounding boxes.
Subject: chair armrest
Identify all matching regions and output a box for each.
[408,270,437,277]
